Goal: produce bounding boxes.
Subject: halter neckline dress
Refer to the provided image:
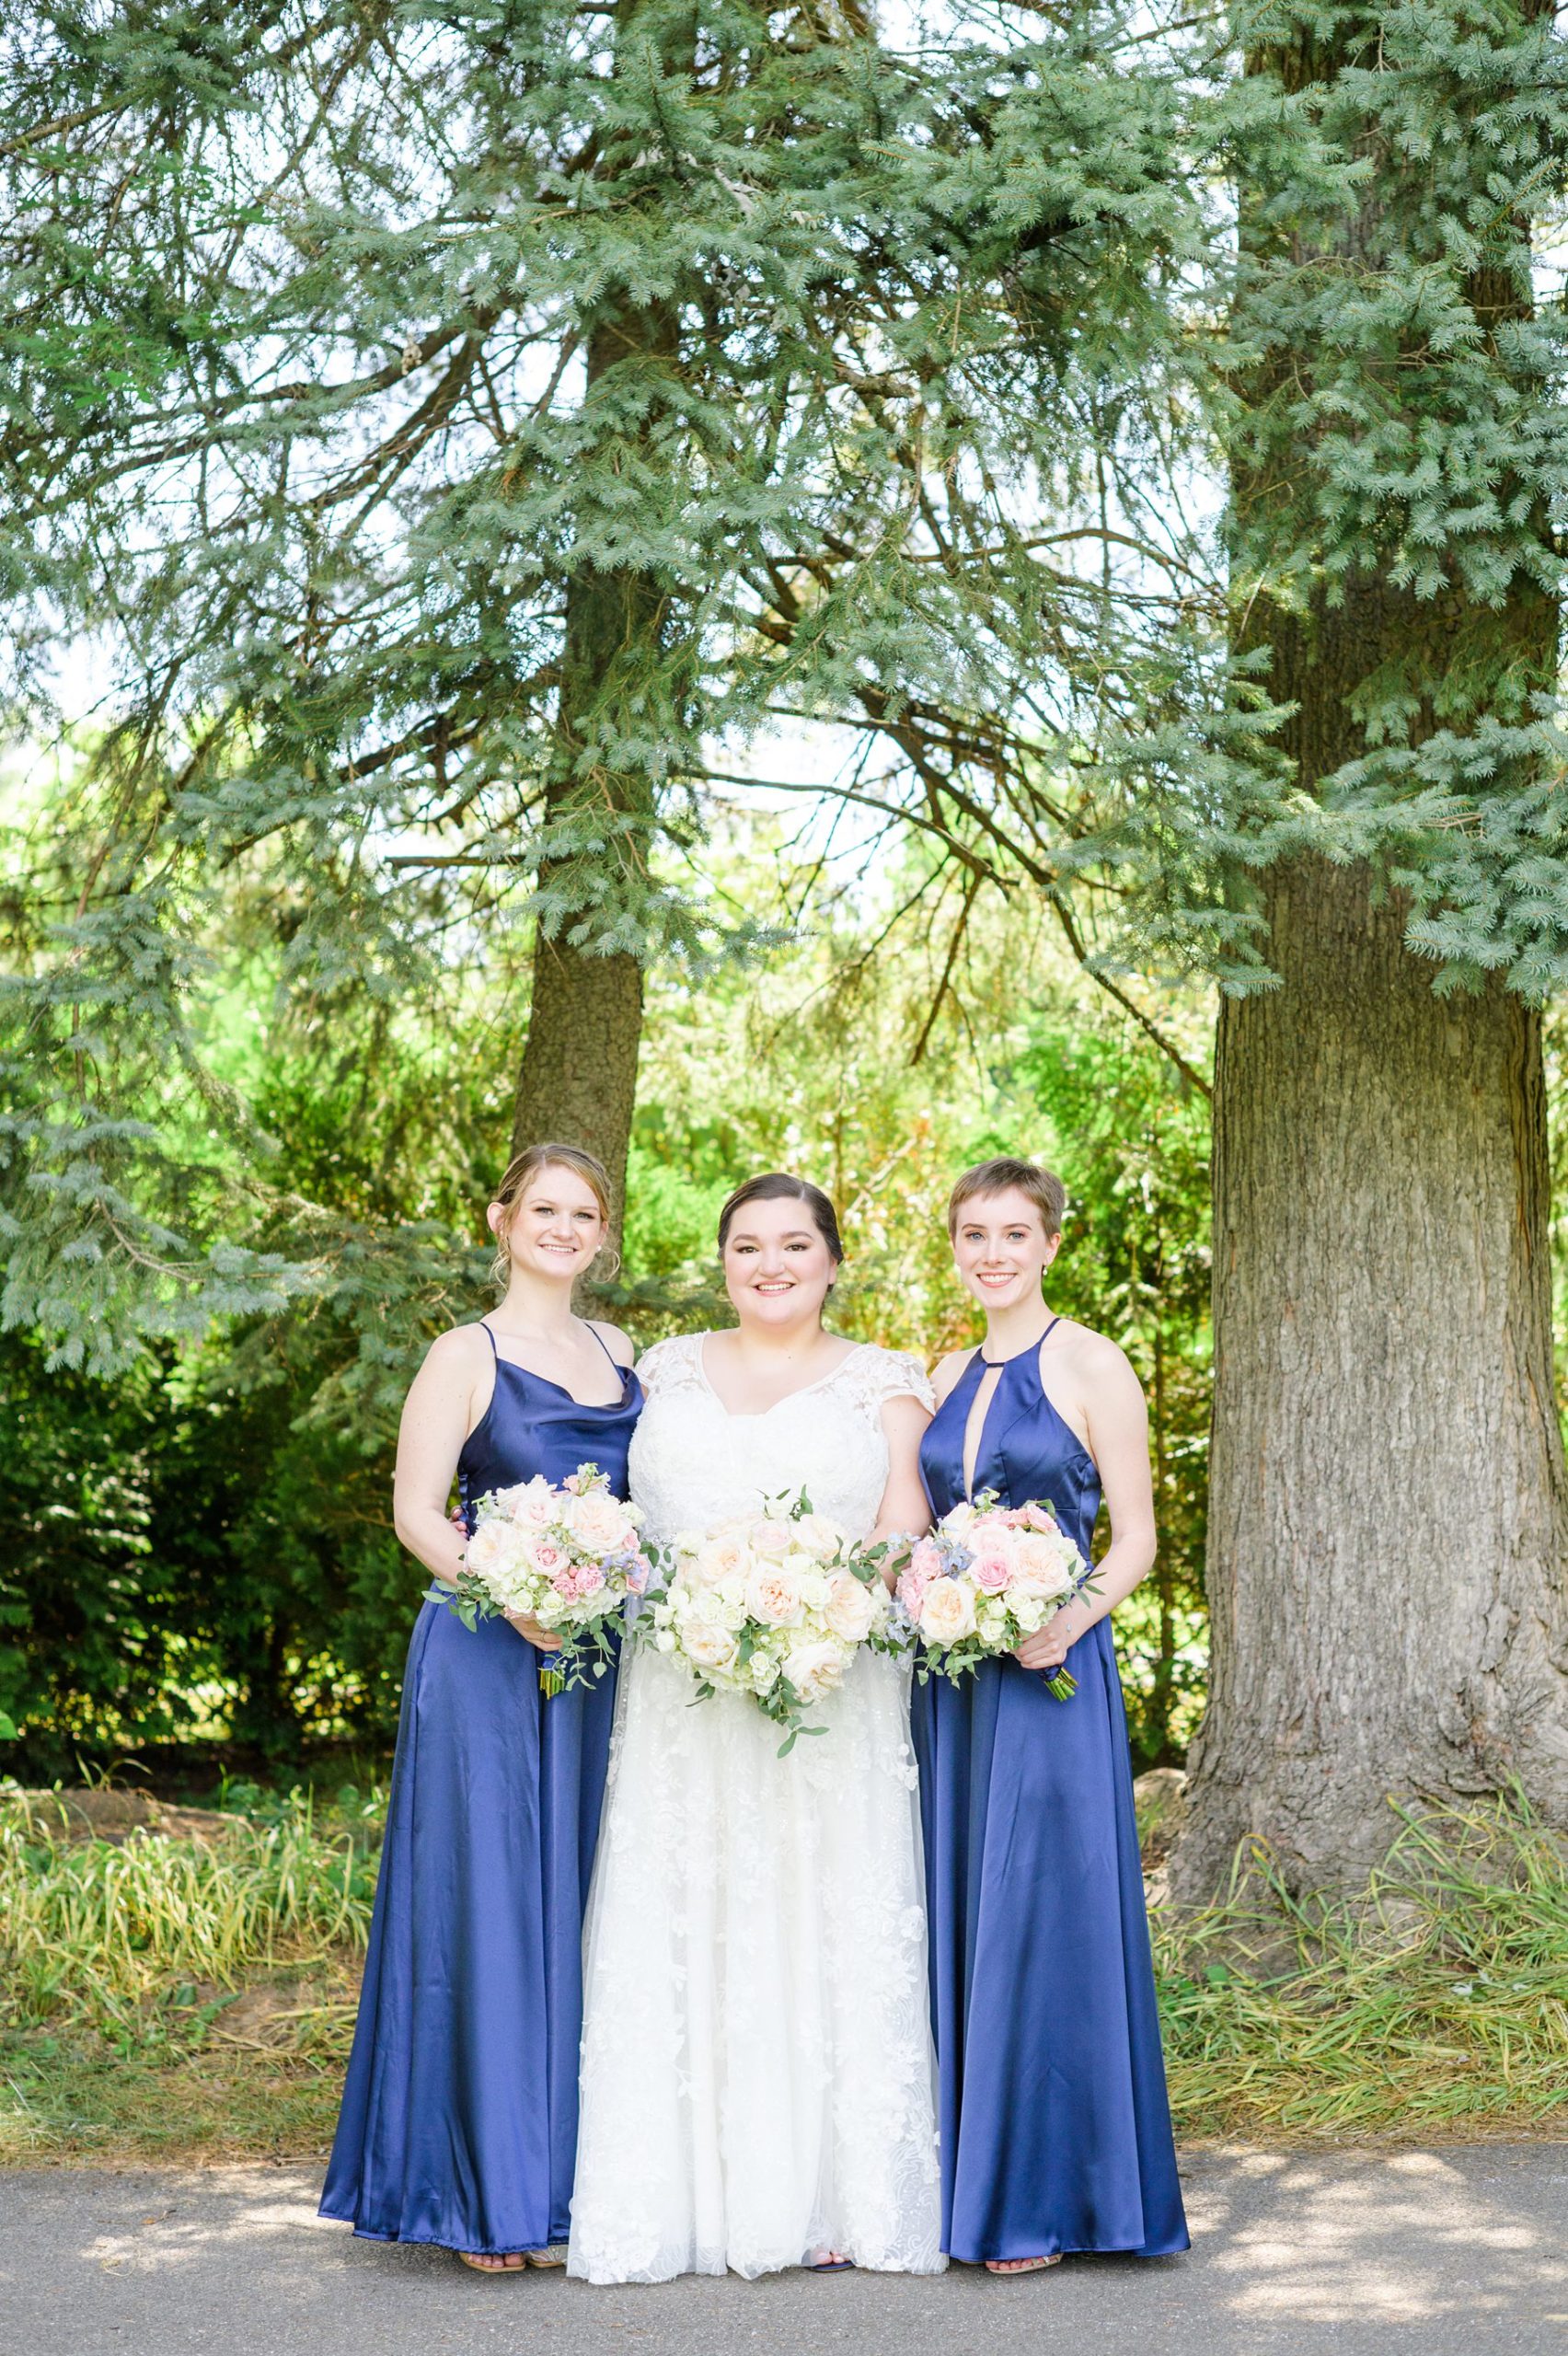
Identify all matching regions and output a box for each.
[911,1330,1188,2265]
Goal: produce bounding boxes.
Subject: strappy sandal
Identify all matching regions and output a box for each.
[525,2246,569,2269]
[986,2254,1062,2274]
[457,2251,527,2273]
[807,2249,854,2271]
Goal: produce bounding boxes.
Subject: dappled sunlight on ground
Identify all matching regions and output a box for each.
[4,2143,1566,2355]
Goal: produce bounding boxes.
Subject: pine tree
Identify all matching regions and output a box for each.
[1,0,1200,1369]
[1170,0,1568,1888]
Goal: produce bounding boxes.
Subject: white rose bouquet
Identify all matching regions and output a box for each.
[447,1463,652,1697]
[894,1492,1094,1699]
[643,1494,897,1752]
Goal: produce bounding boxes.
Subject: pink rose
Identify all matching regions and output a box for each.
[972,1549,1013,1596]
[898,1565,930,1619]
[909,1539,943,1580]
[531,1541,567,1577]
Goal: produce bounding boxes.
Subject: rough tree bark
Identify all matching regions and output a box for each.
[509,300,677,1239]
[1177,845,1568,1892]
[1172,19,1568,1892]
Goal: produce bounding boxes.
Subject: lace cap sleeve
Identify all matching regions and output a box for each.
[634,1331,703,1400]
[850,1344,935,1418]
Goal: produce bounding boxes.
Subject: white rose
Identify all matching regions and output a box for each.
[569,1490,634,1553]
[1012,1593,1048,1634]
[919,1577,977,1646]
[781,1638,846,1703]
[791,1513,845,1560]
[750,1652,782,1693]
[708,1580,748,1631]
[823,1572,877,1645]
[683,1622,741,1677]
[655,1628,677,1654]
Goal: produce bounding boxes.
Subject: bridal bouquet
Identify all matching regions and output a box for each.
[895,1493,1093,1700]
[644,1495,895,1752]
[448,1463,652,1696]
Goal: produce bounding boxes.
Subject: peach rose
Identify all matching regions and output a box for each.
[746,1564,806,1627]
[691,1530,750,1587]
[749,1517,794,1561]
[919,1577,977,1646]
[824,1572,877,1644]
[792,1513,844,1559]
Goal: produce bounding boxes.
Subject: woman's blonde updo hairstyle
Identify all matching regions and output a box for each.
[490,1141,618,1289]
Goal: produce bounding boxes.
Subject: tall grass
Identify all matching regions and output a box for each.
[3,1777,1565,2160]
[0,1784,376,2043]
[1155,1791,1568,2139]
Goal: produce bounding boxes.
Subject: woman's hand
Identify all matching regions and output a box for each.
[1014,1611,1075,1673]
[504,1609,563,1653]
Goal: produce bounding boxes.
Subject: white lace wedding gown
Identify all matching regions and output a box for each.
[566,1334,945,2282]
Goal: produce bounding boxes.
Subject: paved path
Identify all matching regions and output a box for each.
[2,2144,1565,2356]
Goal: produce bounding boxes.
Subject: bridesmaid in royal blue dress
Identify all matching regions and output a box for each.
[911,1155,1187,2275]
[319,1142,641,2274]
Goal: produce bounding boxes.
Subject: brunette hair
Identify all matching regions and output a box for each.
[717,1171,844,1264]
[490,1141,616,1288]
[947,1155,1066,1241]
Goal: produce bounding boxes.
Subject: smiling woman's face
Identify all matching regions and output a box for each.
[721,1194,837,1328]
[950,1185,1060,1313]
[489,1163,606,1285]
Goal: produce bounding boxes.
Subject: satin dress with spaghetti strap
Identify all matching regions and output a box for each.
[909,1327,1188,2265]
[319,1322,642,2258]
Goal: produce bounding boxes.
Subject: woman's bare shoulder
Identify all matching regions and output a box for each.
[587,1318,636,1369]
[1048,1318,1140,1391]
[930,1345,979,1406]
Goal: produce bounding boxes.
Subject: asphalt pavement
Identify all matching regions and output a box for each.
[2,2143,1565,2356]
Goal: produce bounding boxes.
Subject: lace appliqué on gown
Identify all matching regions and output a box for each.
[567,1337,945,2283]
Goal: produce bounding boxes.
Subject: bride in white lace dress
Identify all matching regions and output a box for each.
[567,1174,944,2282]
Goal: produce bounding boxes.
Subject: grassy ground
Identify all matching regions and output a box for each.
[2,1779,1564,2165]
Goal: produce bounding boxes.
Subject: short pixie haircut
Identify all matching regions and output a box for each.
[947,1156,1066,1241]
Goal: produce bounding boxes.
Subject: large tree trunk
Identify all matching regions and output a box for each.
[1171,0,1568,1896]
[1177,847,1568,1892]
[510,297,678,1236]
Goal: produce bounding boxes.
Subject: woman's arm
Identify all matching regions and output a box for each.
[1013,1335,1157,1673]
[870,1392,935,1565]
[392,1327,561,1650]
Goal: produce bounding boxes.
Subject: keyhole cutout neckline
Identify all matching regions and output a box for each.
[962,1315,1064,1501]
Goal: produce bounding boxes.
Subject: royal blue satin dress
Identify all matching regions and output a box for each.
[911,1332,1188,2264]
[319,1324,642,2257]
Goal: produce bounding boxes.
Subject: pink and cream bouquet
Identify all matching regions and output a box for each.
[448,1462,652,1696]
[895,1492,1093,1699]
[643,1494,896,1752]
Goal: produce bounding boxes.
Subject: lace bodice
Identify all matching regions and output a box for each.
[628,1334,934,1546]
